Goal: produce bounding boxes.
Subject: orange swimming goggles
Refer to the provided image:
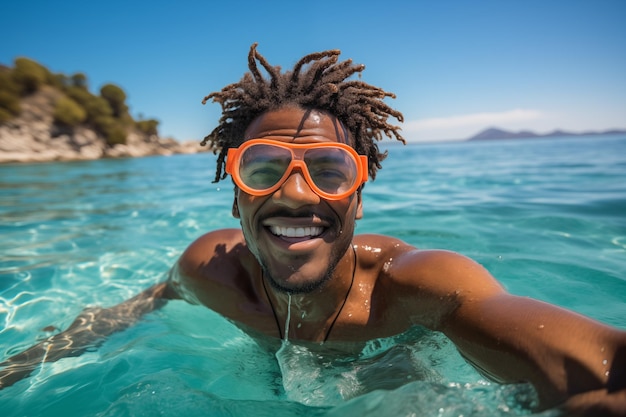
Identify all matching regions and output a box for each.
[225,139,368,200]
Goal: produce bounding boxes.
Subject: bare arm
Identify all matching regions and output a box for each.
[0,282,176,390]
[441,292,626,409]
[389,248,626,411]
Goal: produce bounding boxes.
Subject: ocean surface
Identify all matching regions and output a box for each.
[1,135,625,416]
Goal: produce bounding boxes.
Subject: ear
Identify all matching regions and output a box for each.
[355,191,363,220]
[232,198,240,218]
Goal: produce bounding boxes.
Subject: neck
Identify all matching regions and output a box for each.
[262,244,356,342]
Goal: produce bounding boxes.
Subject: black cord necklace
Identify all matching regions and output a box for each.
[262,244,357,342]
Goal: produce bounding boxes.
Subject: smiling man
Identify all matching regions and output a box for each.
[1,44,625,415]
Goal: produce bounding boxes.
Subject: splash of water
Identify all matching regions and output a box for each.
[275,293,360,405]
[284,294,291,342]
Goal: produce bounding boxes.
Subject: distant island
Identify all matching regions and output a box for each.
[467,127,626,141]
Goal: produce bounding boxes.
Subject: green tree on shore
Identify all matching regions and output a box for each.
[0,57,160,146]
[12,57,50,94]
[0,67,21,123]
[53,96,86,127]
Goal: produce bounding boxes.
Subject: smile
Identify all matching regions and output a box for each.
[269,226,324,238]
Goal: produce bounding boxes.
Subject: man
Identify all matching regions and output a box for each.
[1,44,625,415]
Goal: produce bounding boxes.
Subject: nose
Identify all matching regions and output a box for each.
[272,170,321,208]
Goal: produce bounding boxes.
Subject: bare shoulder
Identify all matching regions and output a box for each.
[179,228,247,273]
[355,233,501,293]
[355,234,505,329]
[168,229,253,306]
[352,233,412,267]
[393,248,503,292]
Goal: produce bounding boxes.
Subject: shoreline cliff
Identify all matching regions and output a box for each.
[1,57,209,164]
[0,86,207,164]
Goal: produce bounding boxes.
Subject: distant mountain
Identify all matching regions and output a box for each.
[467,127,626,141]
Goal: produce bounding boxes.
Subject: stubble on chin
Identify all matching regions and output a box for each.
[263,265,334,295]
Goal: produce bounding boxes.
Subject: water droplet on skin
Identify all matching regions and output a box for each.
[383,257,393,273]
[537,324,545,330]
[602,359,608,365]
[362,245,381,253]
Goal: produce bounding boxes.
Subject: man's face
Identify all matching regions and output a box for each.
[233,106,363,294]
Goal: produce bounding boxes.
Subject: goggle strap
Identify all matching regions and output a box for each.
[358,155,368,183]
[225,148,236,175]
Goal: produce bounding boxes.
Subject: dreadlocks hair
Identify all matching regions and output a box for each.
[201,43,405,184]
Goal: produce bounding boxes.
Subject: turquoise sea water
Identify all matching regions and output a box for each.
[1,135,625,416]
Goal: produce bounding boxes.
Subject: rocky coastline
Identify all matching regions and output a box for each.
[0,87,208,164]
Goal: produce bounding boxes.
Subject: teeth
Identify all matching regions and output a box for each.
[270,226,324,238]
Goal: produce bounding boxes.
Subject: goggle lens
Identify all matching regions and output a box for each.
[239,144,292,190]
[303,147,358,194]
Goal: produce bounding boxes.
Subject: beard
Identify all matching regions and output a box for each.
[248,208,355,294]
[260,251,343,295]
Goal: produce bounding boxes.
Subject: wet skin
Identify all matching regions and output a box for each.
[1,106,624,414]
[233,108,362,295]
[169,108,626,412]
[169,107,626,411]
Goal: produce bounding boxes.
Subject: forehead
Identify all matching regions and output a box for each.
[244,107,350,144]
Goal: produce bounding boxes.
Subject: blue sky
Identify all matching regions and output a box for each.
[1,0,625,143]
